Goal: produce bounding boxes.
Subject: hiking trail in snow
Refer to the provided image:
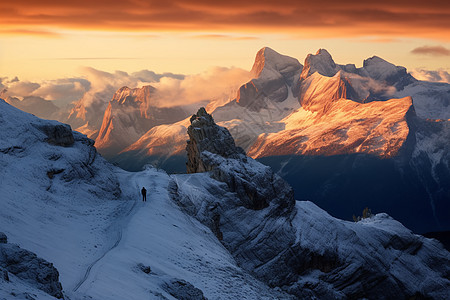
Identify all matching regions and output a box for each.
[71,170,149,294]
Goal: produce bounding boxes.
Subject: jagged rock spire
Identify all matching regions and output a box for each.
[186,107,244,173]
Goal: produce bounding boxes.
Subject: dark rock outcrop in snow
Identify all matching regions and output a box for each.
[300,48,339,80]
[186,107,293,211]
[186,107,245,173]
[175,108,450,299]
[0,233,6,244]
[36,123,75,147]
[162,279,207,300]
[0,233,63,299]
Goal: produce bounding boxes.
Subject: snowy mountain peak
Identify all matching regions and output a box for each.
[236,48,302,111]
[315,48,332,57]
[363,56,398,76]
[362,56,416,89]
[301,48,339,79]
[250,47,302,79]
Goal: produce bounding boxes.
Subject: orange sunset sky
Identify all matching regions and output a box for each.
[0,0,449,81]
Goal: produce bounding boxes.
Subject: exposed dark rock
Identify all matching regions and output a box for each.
[137,263,151,274]
[0,146,25,156]
[2,268,9,282]
[47,169,64,179]
[362,56,416,90]
[0,232,7,244]
[162,279,207,300]
[0,239,64,299]
[186,107,245,174]
[186,107,293,211]
[35,123,74,147]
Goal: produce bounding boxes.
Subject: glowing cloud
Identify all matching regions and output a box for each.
[411,46,450,56]
[1,0,449,40]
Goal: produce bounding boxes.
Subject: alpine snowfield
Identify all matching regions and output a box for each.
[0,98,287,299]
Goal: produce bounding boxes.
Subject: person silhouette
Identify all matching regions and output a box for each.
[141,187,147,202]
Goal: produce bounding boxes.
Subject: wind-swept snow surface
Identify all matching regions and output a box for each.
[0,99,289,299]
[1,100,450,299]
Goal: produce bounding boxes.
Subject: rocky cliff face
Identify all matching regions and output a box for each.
[186,107,293,211]
[174,108,450,299]
[0,232,63,299]
[95,85,190,157]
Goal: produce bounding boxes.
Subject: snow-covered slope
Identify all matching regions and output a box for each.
[0,99,290,299]
[395,80,450,120]
[1,101,449,299]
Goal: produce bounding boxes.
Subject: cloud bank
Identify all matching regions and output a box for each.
[1,66,250,111]
[411,69,450,84]
[411,46,450,56]
[1,0,449,39]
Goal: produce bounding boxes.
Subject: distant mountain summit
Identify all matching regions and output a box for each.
[237,47,302,110]
[300,48,338,79]
[95,85,190,157]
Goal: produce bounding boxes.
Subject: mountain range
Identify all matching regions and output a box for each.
[4,47,450,234]
[97,47,450,234]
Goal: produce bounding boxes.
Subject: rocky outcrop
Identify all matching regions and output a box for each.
[186,107,245,173]
[0,233,64,298]
[0,98,121,200]
[36,123,75,147]
[186,107,293,211]
[175,109,450,299]
[162,279,207,300]
[95,85,190,157]
[0,233,6,244]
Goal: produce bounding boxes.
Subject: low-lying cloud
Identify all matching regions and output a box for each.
[411,46,450,57]
[152,66,251,108]
[2,66,250,113]
[2,78,91,107]
[411,69,450,84]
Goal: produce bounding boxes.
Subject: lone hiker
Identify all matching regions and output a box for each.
[141,187,147,202]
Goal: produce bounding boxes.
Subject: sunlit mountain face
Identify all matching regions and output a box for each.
[95,47,449,234]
